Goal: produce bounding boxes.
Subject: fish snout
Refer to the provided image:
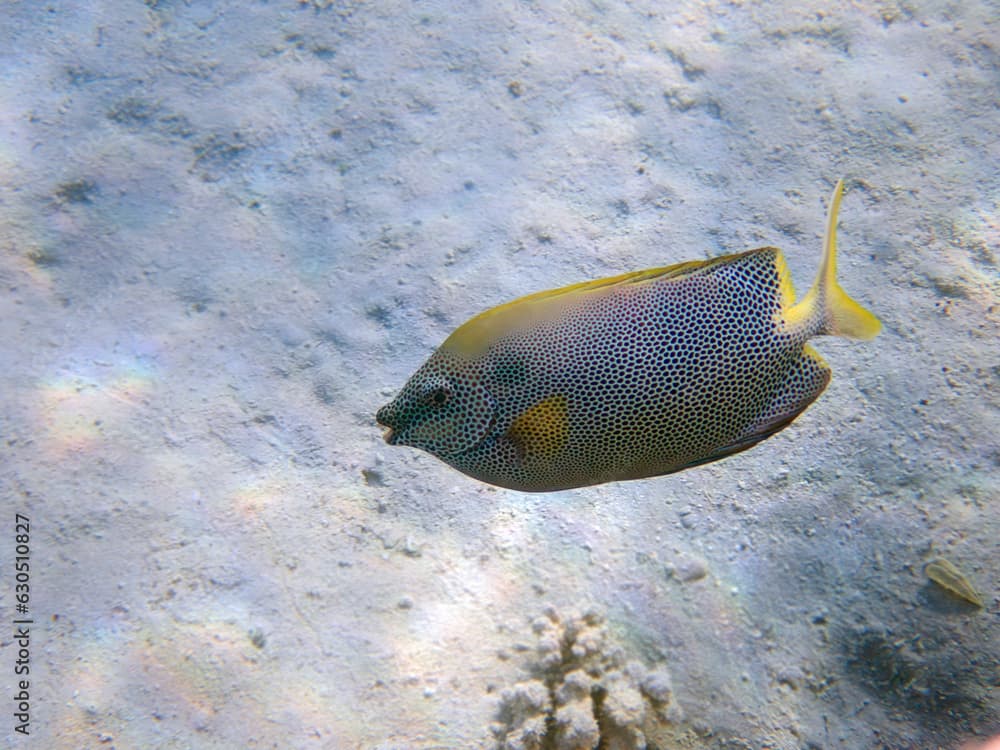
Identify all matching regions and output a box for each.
[375,404,399,445]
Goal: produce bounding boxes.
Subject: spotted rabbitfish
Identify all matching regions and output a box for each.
[377,180,881,492]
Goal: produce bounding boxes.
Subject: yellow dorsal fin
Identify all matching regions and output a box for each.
[772,248,797,309]
[443,254,749,357]
[785,179,882,340]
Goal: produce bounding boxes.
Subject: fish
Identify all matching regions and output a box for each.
[376,179,881,492]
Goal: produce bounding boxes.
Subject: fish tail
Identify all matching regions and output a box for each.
[790,179,882,340]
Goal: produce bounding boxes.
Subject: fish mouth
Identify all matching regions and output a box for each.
[376,403,397,444]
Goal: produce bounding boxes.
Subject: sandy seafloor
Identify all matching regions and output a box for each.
[1,1,998,748]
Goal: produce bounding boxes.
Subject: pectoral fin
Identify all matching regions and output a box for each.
[505,395,569,465]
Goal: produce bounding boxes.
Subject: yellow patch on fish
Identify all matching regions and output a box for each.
[506,394,569,465]
[376,180,881,491]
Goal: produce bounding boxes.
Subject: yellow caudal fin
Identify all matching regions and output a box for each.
[787,179,882,340]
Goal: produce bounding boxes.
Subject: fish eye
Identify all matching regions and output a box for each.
[425,385,450,407]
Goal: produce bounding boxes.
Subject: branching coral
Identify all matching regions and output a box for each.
[493,607,681,750]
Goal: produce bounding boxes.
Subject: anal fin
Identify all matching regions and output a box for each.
[682,346,832,469]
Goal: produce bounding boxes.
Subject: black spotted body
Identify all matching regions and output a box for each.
[377,181,880,492]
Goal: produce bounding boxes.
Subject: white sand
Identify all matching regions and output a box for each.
[1,1,997,747]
